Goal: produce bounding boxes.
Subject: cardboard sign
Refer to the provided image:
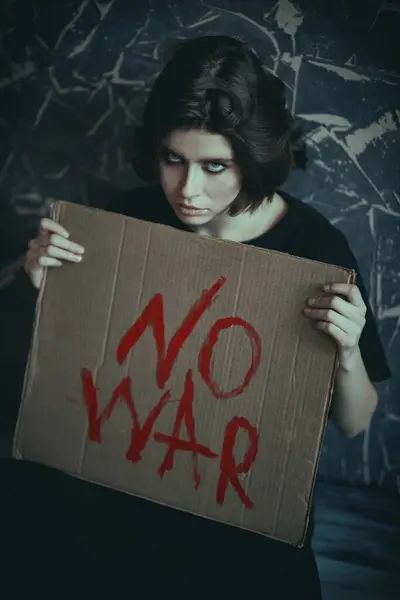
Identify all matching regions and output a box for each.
[14,201,355,546]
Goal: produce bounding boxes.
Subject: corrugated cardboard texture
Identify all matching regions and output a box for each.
[14,201,355,546]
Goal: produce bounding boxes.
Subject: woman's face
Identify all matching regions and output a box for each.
[158,129,242,225]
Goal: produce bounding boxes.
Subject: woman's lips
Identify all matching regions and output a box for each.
[176,203,207,214]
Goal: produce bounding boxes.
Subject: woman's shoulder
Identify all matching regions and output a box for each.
[282,192,391,382]
[282,191,344,238]
[278,191,355,268]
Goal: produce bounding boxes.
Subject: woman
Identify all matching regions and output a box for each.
[4,35,390,597]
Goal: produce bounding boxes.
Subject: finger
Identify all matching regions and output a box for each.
[28,236,53,251]
[25,250,62,270]
[32,232,84,255]
[307,295,365,325]
[304,307,361,337]
[28,238,41,250]
[37,256,63,268]
[43,245,83,263]
[323,283,365,311]
[39,218,69,239]
[314,321,351,348]
[30,232,67,250]
[45,233,84,255]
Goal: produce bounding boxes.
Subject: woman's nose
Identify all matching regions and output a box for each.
[180,166,201,199]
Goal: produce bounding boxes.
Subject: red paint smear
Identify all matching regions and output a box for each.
[216,416,259,508]
[198,317,262,399]
[116,276,227,389]
[81,368,169,463]
[154,369,218,489]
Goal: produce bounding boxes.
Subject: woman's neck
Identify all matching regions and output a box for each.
[192,193,288,243]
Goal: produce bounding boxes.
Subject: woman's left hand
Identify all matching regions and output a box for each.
[303,283,367,368]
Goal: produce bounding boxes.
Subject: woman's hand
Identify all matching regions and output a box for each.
[303,283,367,370]
[24,218,85,290]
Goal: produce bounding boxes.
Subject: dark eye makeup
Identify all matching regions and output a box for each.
[160,148,231,174]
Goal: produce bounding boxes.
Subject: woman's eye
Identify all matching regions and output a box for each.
[205,162,226,174]
[162,152,226,173]
[165,152,182,164]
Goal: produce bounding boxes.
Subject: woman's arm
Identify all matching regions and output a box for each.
[303,282,381,438]
[330,346,378,437]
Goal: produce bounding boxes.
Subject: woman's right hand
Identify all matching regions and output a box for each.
[24,218,85,290]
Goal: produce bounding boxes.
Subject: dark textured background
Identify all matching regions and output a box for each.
[0,1,399,598]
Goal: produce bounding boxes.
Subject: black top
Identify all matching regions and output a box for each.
[2,186,391,593]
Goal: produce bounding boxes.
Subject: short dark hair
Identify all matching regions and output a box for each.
[133,35,307,216]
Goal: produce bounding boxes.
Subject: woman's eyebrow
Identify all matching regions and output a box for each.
[202,156,234,164]
[162,145,234,163]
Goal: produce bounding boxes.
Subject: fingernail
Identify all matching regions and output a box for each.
[76,246,85,254]
[74,255,82,262]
